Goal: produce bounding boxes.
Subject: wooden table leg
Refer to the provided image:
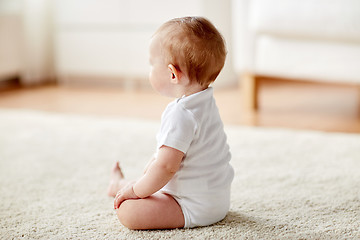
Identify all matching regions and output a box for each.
[241,73,259,110]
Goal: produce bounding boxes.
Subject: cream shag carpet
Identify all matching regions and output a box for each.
[0,109,359,239]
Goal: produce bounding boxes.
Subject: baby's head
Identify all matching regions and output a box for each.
[153,16,227,87]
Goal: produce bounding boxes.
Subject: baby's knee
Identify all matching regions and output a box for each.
[116,200,141,230]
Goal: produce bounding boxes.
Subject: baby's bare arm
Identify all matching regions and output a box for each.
[143,156,156,174]
[138,146,184,195]
[133,146,183,198]
[113,146,183,209]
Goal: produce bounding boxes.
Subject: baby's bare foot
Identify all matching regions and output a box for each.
[107,161,126,197]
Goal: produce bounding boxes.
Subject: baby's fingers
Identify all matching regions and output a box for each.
[113,194,124,209]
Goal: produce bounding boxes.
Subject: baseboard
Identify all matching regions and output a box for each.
[56,75,152,90]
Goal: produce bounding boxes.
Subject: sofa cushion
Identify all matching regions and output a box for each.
[249,0,360,42]
[255,35,360,84]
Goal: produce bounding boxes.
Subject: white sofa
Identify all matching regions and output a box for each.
[232,0,360,109]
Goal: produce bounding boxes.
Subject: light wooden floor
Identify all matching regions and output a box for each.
[0,80,359,133]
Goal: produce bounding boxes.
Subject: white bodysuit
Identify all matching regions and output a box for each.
[156,87,234,228]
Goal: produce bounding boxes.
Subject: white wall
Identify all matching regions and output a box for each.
[0,0,236,87]
[22,0,54,85]
[54,0,236,88]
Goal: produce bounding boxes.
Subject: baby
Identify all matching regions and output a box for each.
[108,16,234,230]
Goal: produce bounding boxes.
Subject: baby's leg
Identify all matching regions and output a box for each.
[108,162,185,229]
[116,193,185,230]
[107,161,133,197]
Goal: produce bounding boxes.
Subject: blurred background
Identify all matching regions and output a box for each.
[0,0,234,88]
[0,0,359,132]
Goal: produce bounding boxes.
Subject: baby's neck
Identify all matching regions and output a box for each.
[178,84,208,98]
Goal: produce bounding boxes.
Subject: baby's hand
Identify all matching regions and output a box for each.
[113,183,139,209]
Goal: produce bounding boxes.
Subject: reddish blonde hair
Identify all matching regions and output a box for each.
[154,16,227,87]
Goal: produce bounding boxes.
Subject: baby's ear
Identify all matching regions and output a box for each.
[168,64,181,84]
